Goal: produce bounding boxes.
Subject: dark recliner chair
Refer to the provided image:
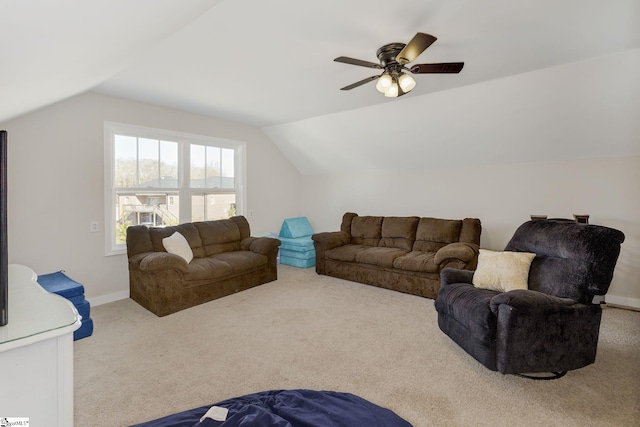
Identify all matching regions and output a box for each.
[434,220,625,378]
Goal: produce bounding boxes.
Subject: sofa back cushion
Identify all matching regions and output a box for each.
[230,215,251,240]
[194,219,243,256]
[350,216,383,246]
[379,217,420,250]
[412,218,462,252]
[149,223,205,257]
[459,218,482,245]
[126,225,154,257]
[340,212,359,235]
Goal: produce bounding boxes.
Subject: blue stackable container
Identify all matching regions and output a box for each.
[37,271,94,340]
[278,217,316,268]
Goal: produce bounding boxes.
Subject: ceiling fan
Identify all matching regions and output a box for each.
[334,32,464,98]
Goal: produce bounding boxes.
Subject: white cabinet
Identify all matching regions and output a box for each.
[0,264,81,426]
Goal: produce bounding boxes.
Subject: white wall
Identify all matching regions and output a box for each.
[301,156,640,308]
[1,92,303,303]
[2,92,638,309]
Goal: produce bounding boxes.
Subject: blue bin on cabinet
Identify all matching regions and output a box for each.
[37,271,94,340]
[278,217,316,268]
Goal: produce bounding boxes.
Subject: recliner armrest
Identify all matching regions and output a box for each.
[489,289,577,315]
[137,252,189,273]
[489,289,601,374]
[434,242,479,266]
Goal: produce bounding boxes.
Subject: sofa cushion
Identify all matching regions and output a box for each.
[413,218,462,252]
[434,282,499,343]
[392,251,438,273]
[210,251,267,273]
[185,258,234,281]
[325,245,371,263]
[379,217,420,251]
[350,216,383,246]
[354,247,408,268]
[195,220,242,256]
[149,223,203,257]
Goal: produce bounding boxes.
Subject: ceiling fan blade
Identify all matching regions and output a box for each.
[410,62,464,74]
[340,75,380,91]
[396,33,437,65]
[334,56,382,69]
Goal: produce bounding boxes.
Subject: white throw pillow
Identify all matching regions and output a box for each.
[162,232,193,263]
[472,249,536,292]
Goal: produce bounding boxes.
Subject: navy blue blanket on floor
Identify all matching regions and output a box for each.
[130,389,413,427]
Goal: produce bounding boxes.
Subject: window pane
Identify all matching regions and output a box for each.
[221,148,234,180]
[191,193,236,222]
[160,140,178,188]
[115,192,179,244]
[138,138,159,187]
[114,135,137,188]
[191,144,205,188]
[206,146,221,188]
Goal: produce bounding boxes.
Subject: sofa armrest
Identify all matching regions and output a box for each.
[312,231,350,249]
[312,231,350,275]
[434,242,479,267]
[136,252,189,273]
[440,267,475,287]
[242,236,281,256]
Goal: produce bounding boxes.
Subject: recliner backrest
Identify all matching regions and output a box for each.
[504,220,625,303]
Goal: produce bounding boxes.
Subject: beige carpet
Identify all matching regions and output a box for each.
[74,265,640,426]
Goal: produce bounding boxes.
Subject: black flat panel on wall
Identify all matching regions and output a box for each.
[1,130,7,326]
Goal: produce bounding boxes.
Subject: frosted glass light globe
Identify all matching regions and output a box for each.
[376,74,393,93]
[398,73,416,92]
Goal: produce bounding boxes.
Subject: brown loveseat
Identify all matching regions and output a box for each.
[126,216,280,316]
[312,212,481,299]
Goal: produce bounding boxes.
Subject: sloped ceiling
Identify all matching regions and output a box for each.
[2,0,640,174]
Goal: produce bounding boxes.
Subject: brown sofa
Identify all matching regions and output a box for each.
[312,212,481,299]
[126,216,281,316]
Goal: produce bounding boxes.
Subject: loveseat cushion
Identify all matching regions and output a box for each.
[195,220,243,256]
[434,282,500,343]
[210,251,267,273]
[185,258,234,281]
[379,216,420,250]
[149,223,204,257]
[392,251,438,273]
[413,218,462,252]
[350,216,383,246]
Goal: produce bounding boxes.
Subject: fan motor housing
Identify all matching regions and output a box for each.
[376,43,405,67]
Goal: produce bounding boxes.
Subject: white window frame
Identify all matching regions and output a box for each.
[104,122,246,256]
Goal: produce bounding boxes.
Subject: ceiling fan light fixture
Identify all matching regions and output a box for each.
[398,73,416,93]
[335,32,464,97]
[384,82,399,98]
[376,73,393,93]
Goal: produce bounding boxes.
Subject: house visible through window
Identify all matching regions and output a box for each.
[105,122,246,255]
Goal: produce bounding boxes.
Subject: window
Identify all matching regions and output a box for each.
[104,122,245,255]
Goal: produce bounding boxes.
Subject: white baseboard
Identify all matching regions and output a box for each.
[605,294,640,310]
[88,290,129,307]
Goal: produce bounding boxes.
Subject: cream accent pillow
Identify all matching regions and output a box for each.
[472,249,536,292]
[162,232,193,263]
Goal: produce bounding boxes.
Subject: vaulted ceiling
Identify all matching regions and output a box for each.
[3,0,640,174]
